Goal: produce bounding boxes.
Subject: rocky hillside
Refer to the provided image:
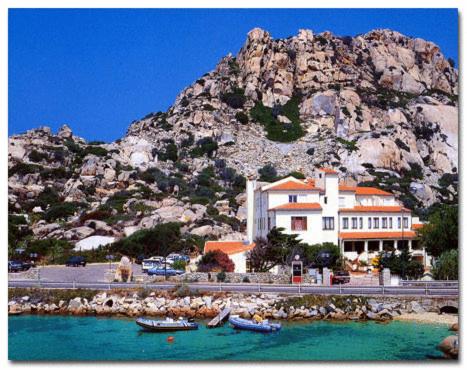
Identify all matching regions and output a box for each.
[8,28,458,251]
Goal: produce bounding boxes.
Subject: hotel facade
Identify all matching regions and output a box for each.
[246,168,430,267]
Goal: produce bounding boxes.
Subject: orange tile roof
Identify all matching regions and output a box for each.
[340,206,411,213]
[355,187,393,196]
[340,231,417,240]
[204,241,256,255]
[338,185,393,196]
[412,223,425,230]
[319,167,338,174]
[267,180,323,192]
[270,202,322,211]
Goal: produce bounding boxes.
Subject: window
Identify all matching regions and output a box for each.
[322,217,334,230]
[289,195,297,203]
[351,217,358,229]
[339,197,346,207]
[268,217,271,230]
[403,217,409,228]
[324,196,328,204]
[389,217,393,229]
[382,217,388,229]
[342,217,349,229]
[359,217,363,229]
[373,217,379,229]
[291,216,307,231]
[368,217,372,229]
[397,217,401,228]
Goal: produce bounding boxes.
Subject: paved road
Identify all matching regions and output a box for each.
[8,280,458,297]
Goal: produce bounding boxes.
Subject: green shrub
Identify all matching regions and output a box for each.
[105,191,133,212]
[172,260,187,271]
[250,96,304,142]
[336,137,359,152]
[242,276,251,283]
[9,163,42,176]
[216,270,227,282]
[432,249,458,280]
[28,150,48,162]
[44,203,81,222]
[220,87,246,109]
[190,137,218,158]
[84,145,108,157]
[235,111,249,124]
[258,164,278,182]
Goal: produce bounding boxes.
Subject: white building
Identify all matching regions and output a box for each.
[203,241,255,273]
[246,168,430,267]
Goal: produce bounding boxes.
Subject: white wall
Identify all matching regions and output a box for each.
[230,252,247,273]
[340,212,412,232]
[338,192,356,209]
[274,210,323,245]
[268,191,320,209]
[356,195,396,206]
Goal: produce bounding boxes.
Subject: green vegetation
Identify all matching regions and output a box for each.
[258,164,278,182]
[235,111,249,124]
[418,205,458,257]
[28,150,48,162]
[376,250,424,279]
[336,137,359,152]
[432,249,458,280]
[220,87,246,109]
[248,227,308,272]
[357,87,416,110]
[44,202,83,222]
[190,137,218,158]
[9,162,42,176]
[304,243,342,270]
[110,222,182,258]
[250,96,304,142]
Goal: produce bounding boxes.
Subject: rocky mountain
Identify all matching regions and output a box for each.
[8,28,458,250]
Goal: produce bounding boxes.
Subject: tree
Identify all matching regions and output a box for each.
[258,164,278,182]
[419,205,458,257]
[248,227,307,272]
[303,242,341,269]
[432,249,458,280]
[376,250,424,280]
[197,250,235,272]
[27,238,74,263]
[110,222,182,258]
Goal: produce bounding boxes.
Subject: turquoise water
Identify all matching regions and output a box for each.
[9,315,450,361]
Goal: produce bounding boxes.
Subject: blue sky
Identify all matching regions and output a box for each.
[9,8,458,142]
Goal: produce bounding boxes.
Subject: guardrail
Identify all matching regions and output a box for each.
[8,280,459,297]
[400,280,459,287]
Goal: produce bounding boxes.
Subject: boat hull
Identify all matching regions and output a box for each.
[228,316,281,333]
[136,318,198,332]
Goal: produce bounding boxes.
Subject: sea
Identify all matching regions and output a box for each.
[8,315,450,361]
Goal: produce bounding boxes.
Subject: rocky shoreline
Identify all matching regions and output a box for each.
[8,288,457,325]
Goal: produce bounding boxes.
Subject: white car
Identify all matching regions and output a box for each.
[142,256,164,272]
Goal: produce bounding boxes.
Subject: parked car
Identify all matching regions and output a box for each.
[142,257,164,273]
[147,267,185,276]
[332,271,351,285]
[167,253,190,263]
[65,256,87,267]
[8,260,30,272]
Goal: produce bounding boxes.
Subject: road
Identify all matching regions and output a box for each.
[8,280,458,297]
